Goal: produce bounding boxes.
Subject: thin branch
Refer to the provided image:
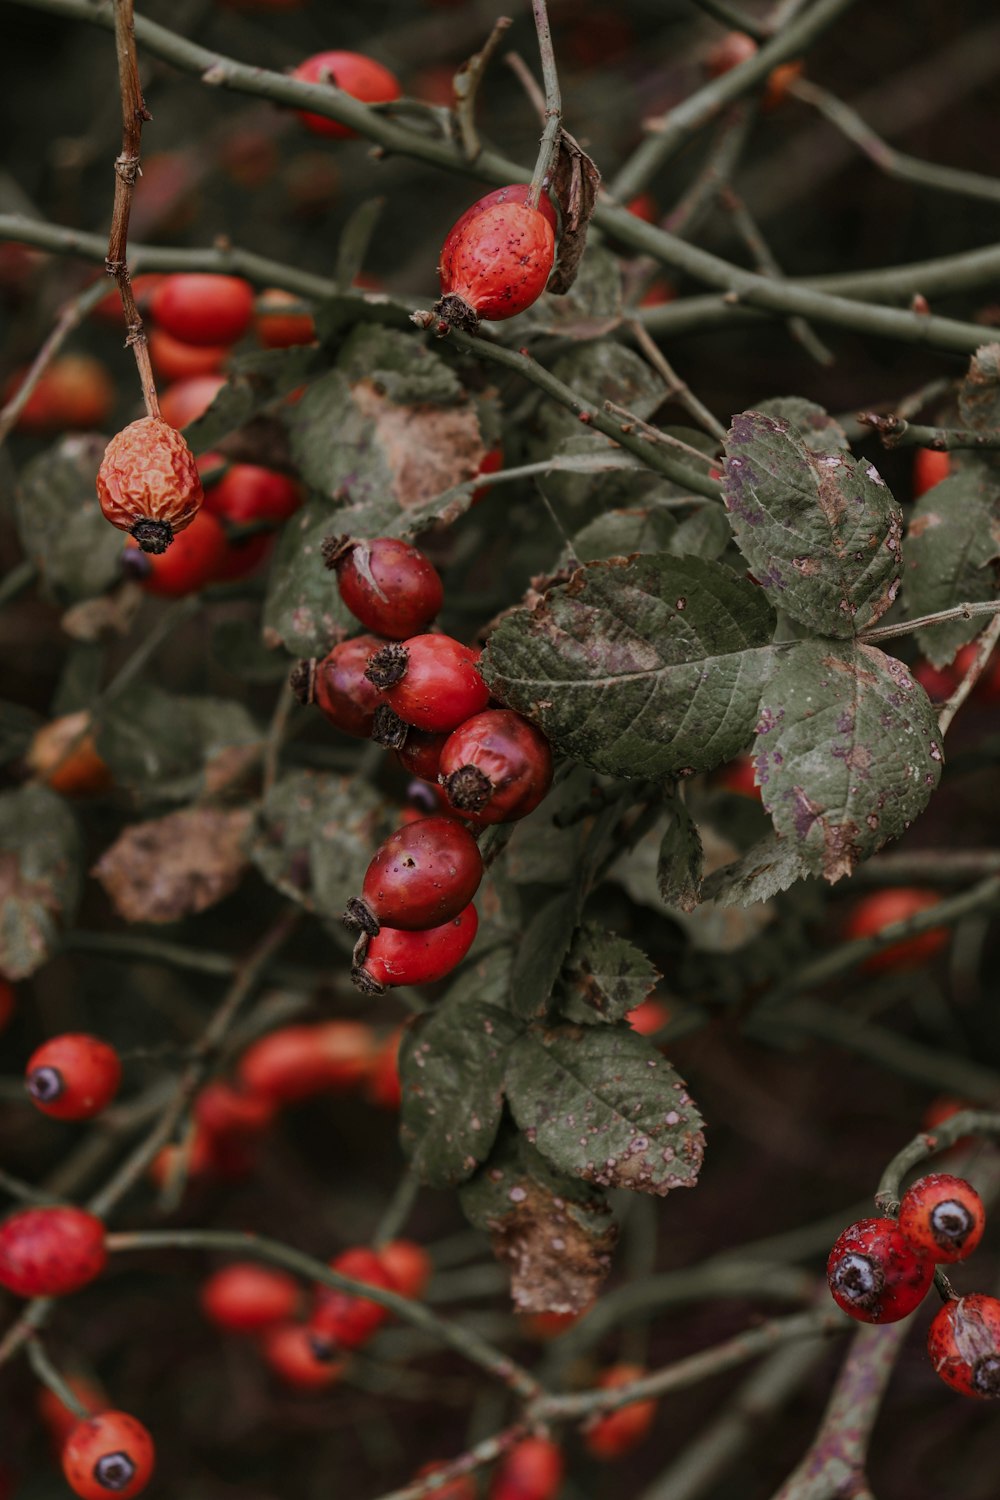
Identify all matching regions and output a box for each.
[369,1425,528,1500]
[630,322,727,442]
[874,1111,1000,1212]
[938,613,1000,735]
[858,413,1000,452]
[860,599,1000,645]
[0,279,109,447]
[26,1338,91,1420]
[526,1,560,209]
[604,402,720,466]
[453,17,513,162]
[687,0,768,42]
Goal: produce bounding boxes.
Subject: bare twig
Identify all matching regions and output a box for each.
[527,0,560,210]
[860,599,1000,645]
[874,1111,1000,1212]
[630,322,728,443]
[857,412,1000,452]
[453,17,513,162]
[26,1338,91,1420]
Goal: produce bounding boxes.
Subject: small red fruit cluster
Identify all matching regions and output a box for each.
[292,533,553,995]
[827,1172,998,1398]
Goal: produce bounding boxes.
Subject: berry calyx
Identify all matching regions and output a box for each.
[62,1412,154,1499]
[200,1262,300,1333]
[897,1173,986,1263]
[291,51,401,140]
[583,1364,657,1460]
[0,1206,107,1298]
[308,1246,398,1353]
[352,904,478,994]
[438,709,553,823]
[323,535,444,639]
[299,634,389,738]
[826,1216,934,1323]
[345,816,483,935]
[97,417,204,553]
[436,201,556,332]
[149,274,255,347]
[25,1034,121,1121]
[927,1294,1000,1398]
[365,635,489,733]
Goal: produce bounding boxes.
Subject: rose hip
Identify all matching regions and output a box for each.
[345,816,482,935]
[353,904,478,994]
[0,1206,107,1298]
[25,1034,121,1121]
[439,710,553,823]
[826,1217,934,1323]
[62,1412,155,1500]
[927,1294,1000,1398]
[293,634,389,738]
[324,535,444,639]
[97,416,203,554]
[365,635,489,733]
[437,201,555,333]
[897,1173,986,1263]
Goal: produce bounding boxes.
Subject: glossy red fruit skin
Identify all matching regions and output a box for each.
[354,904,478,994]
[97,417,203,553]
[897,1173,986,1264]
[25,1034,121,1121]
[826,1217,934,1323]
[123,509,230,595]
[237,1021,375,1105]
[396,728,449,782]
[292,51,401,139]
[913,448,952,497]
[365,1028,403,1110]
[927,1295,1000,1398]
[584,1363,657,1460]
[438,202,555,329]
[309,1246,398,1352]
[159,374,226,430]
[150,274,255,347]
[148,326,228,382]
[331,537,444,639]
[256,288,316,348]
[5,354,115,432]
[262,1322,345,1390]
[0,1207,107,1298]
[201,1262,300,1333]
[490,1435,564,1500]
[440,185,558,267]
[204,464,302,526]
[193,1080,275,1141]
[376,1240,432,1300]
[308,634,388,738]
[350,816,483,932]
[439,710,553,824]
[842,888,949,975]
[62,1412,154,1500]
[366,635,489,733]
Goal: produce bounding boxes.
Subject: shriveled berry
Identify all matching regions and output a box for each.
[490,1435,564,1500]
[437,201,555,332]
[292,51,401,139]
[122,509,230,595]
[299,634,388,738]
[584,1363,657,1460]
[25,1034,121,1121]
[826,1216,933,1323]
[200,1262,300,1333]
[439,710,553,824]
[150,274,255,347]
[0,1206,107,1298]
[97,416,203,554]
[324,535,443,639]
[927,1294,1000,1398]
[62,1411,154,1499]
[365,635,489,733]
[353,904,478,994]
[376,1240,432,1300]
[308,1246,398,1353]
[237,1021,375,1105]
[345,816,483,935]
[898,1173,985,1263]
[262,1322,345,1390]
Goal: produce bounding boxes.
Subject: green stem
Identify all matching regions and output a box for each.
[526,0,560,210]
[26,1338,91,1419]
[372,1169,420,1249]
[874,1111,1000,1212]
[860,416,1000,452]
[860,599,1000,644]
[687,0,768,41]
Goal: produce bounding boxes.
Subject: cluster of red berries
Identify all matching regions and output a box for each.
[827,1173,1000,1398]
[292,533,553,994]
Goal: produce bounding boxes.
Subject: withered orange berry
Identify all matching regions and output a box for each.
[927,1294,1000,1398]
[97,416,203,554]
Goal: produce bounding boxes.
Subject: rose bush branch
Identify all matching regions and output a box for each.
[26,1336,91,1420]
[874,1111,1000,1213]
[938,613,1000,735]
[858,412,1000,451]
[526,0,560,209]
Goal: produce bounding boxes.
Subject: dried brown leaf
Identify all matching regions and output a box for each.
[93,806,253,924]
[548,128,602,296]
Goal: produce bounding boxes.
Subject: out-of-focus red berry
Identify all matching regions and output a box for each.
[376,1239,432,1300]
[159,374,227,431]
[262,1323,345,1390]
[583,1363,657,1459]
[148,327,228,382]
[291,51,401,140]
[489,1435,564,1500]
[4,355,115,433]
[238,1021,376,1105]
[365,1029,403,1110]
[150,274,255,347]
[842,888,950,975]
[308,1246,398,1352]
[201,1262,300,1333]
[913,448,951,497]
[256,288,317,348]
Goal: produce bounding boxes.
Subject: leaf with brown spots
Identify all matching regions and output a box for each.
[92,807,253,925]
[504,1025,705,1197]
[459,1125,617,1314]
[754,639,943,884]
[723,409,903,637]
[958,343,1000,456]
[557,923,660,1025]
[0,785,81,979]
[902,468,1000,668]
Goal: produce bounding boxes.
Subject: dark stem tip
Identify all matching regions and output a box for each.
[130,517,174,554]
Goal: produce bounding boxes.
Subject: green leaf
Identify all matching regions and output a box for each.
[399,954,520,1187]
[252,769,391,921]
[515,244,623,339]
[902,469,1000,667]
[95,686,261,803]
[657,791,703,912]
[510,890,580,1022]
[15,434,123,602]
[0,784,81,979]
[482,553,777,777]
[557,922,660,1025]
[538,433,662,513]
[261,499,354,658]
[458,1123,617,1314]
[335,325,463,404]
[723,409,902,636]
[701,829,816,907]
[754,397,850,457]
[755,639,944,883]
[182,345,320,450]
[504,1024,705,1196]
[210,618,292,681]
[572,503,677,562]
[0,701,41,767]
[668,503,732,561]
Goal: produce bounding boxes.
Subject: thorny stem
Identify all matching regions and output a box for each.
[874,1111,1000,1212]
[370,1425,529,1500]
[26,1338,91,1420]
[526,0,560,211]
[108,0,159,418]
[859,598,1000,645]
[0,279,109,447]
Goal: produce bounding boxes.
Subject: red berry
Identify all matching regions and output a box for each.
[4,354,115,433]
[440,186,558,265]
[842,888,950,975]
[583,1363,657,1460]
[193,1080,276,1141]
[365,635,489,734]
[256,288,316,348]
[159,374,227,430]
[0,1206,107,1298]
[365,1028,403,1110]
[439,710,553,824]
[97,416,204,554]
[309,1246,398,1353]
[203,463,302,527]
[826,1217,934,1323]
[291,51,401,139]
[353,904,479,994]
[518,1307,591,1341]
[346,816,483,935]
[437,201,556,331]
[25,1034,121,1121]
[913,448,952,498]
[326,535,444,639]
[237,1021,375,1105]
[490,1436,564,1500]
[927,1294,1000,1398]
[297,634,389,739]
[396,728,449,782]
[713,754,762,800]
[200,1262,300,1333]
[0,979,14,1034]
[376,1240,432,1300]
[914,657,957,702]
[626,192,658,224]
[62,1412,154,1500]
[150,274,255,347]
[122,509,231,595]
[148,326,228,382]
[898,1173,985,1263]
[627,998,671,1036]
[262,1322,345,1389]
[26,713,111,799]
